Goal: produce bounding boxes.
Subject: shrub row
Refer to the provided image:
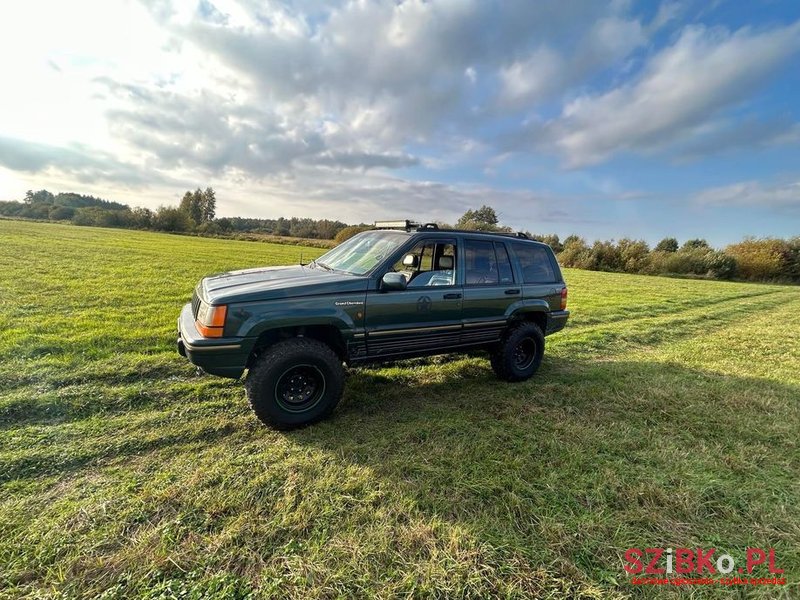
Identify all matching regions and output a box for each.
[538,235,800,283]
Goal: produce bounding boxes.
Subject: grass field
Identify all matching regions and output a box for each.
[1,220,798,599]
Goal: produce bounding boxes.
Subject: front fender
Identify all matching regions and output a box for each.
[228,294,365,341]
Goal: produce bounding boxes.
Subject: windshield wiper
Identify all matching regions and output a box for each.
[314,260,333,271]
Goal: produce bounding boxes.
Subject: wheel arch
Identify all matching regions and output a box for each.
[246,323,347,368]
[507,303,549,334]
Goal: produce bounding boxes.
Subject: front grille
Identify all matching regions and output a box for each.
[191,289,201,318]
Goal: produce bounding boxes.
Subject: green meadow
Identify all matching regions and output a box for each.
[1,220,798,599]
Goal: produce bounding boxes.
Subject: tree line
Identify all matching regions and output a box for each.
[442,205,800,284]
[0,194,797,283]
[0,188,350,240]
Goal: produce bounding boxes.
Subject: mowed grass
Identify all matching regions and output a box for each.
[1,220,798,599]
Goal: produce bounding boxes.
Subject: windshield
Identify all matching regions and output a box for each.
[314,231,409,275]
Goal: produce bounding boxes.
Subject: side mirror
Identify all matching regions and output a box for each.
[381,272,407,291]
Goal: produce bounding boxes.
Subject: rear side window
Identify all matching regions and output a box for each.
[464,240,516,285]
[513,243,557,283]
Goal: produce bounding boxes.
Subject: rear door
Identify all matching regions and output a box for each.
[364,237,463,357]
[509,242,564,310]
[460,238,519,345]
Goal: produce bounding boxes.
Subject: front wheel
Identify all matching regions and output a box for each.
[490,322,545,382]
[245,338,345,429]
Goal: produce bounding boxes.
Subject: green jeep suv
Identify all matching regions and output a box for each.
[177,222,569,429]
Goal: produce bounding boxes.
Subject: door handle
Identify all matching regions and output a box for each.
[443,293,462,300]
[504,289,521,295]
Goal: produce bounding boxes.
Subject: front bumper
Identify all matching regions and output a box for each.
[176,303,251,378]
[545,310,570,335]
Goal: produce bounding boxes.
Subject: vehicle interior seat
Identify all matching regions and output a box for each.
[407,255,455,287]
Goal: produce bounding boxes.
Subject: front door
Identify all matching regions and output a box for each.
[365,238,462,358]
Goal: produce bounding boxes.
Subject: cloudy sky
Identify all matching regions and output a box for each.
[1,0,799,245]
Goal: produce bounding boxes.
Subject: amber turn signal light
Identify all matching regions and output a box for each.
[196,304,227,338]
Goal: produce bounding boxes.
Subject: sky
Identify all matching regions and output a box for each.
[0,0,799,246]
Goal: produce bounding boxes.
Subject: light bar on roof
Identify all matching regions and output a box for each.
[374,220,415,229]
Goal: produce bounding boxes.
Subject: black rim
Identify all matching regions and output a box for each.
[513,338,536,370]
[274,364,326,413]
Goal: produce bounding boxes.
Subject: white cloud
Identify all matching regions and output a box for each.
[498,16,644,109]
[550,22,800,166]
[499,47,566,109]
[648,0,684,32]
[0,0,798,233]
[694,180,800,208]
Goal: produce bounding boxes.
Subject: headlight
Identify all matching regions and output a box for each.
[195,301,228,338]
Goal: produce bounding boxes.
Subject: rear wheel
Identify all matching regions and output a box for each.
[490,322,545,382]
[245,338,345,429]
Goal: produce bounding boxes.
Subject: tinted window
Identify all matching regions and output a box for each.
[465,240,499,285]
[495,242,514,284]
[513,243,556,283]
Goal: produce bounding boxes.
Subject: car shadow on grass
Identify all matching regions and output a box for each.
[292,353,800,590]
[0,420,242,484]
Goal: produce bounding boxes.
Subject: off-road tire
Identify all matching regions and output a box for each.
[245,337,345,430]
[490,322,545,382]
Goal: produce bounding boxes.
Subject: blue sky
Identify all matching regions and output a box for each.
[0,0,799,246]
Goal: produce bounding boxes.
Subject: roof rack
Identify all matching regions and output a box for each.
[492,231,530,239]
[373,220,529,239]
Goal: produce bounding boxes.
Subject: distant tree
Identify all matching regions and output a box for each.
[655,237,679,253]
[529,233,562,253]
[289,217,316,238]
[315,219,346,239]
[191,188,204,225]
[587,240,622,271]
[70,207,133,228]
[681,238,710,251]
[785,237,800,281]
[196,220,220,235]
[334,225,371,244]
[201,187,216,222]
[617,238,651,272]
[179,189,203,226]
[559,236,591,269]
[456,205,509,231]
[130,207,154,229]
[24,190,55,204]
[704,250,738,280]
[179,191,193,215]
[274,217,290,236]
[153,206,193,232]
[216,217,233,232]
[48,205,75,221]
[725,238,787,281]
[53,192,127,210]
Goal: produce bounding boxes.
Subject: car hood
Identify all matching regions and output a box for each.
[200,264,370,304]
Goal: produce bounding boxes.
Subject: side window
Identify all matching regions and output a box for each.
[391,240,456,287]
[465,239,499,285]
[495,242,514,284]
[513,243,556,283]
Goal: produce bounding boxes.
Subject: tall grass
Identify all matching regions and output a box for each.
[1,221,798,598]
